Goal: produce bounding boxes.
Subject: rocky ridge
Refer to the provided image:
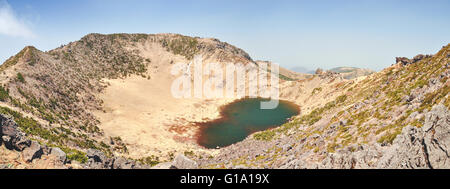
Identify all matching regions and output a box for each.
[197,44,449,169]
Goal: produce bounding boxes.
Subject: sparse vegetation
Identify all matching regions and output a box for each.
[138,155,160,166]
[0,47,29,71]
[160,35,199,60]
[16,73,25,83]
[279,74,296,81]
[252,43,449,159]
[312,87,322,95]
[377,130,401,144]
[254,94,348,141]
[253,130,276,141]
[66,150,88,163]
[0,85,9,101]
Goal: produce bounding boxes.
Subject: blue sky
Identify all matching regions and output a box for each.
[0,0,449,71]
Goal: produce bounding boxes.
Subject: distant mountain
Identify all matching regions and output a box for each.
[290,66,315,74]
[329,66,375,79]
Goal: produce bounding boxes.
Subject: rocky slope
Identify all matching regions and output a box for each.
[198,44,449,169]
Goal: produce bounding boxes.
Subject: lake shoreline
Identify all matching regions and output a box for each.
[196,98,300,149]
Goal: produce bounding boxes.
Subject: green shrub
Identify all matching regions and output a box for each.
[17,73,25,83]
[336,95,347,104]
[253,130,276,141]
[327,142,338,153]
[66,151,88,163]
[184,150,195,157]
[279,74,296,81]
[0,86,9,101]
[377,130,401,144]
[139,155,160,166]
[160,35,199,60]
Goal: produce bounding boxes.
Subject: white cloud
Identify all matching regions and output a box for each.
[0,1,35,38]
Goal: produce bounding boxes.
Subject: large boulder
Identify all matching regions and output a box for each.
[172,154,198,169]
[86,149,108,163]
[0,114,18,149]
[86,149,112,169]
[50,147,67,164]
[22,141,44,162]
[0,114,18,137]
[112,157,136,169]
[0,114,31,151]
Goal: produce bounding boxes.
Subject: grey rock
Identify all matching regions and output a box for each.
[422,104,450,168]
[0,114,17,150]
[87,149,108,163]
[412,54,431,64]
[22,141,44,162]
[0,114,18,137]
[0,114,31,151]
[282,144,293,152]
[86,161,107,169]
[377,104,450,169]
[132,162,151,169]
[291,104,450,169]
[85,149,114,169]
[376,125,429,168]
[12,133,31,151]
[396,57,412,65]
[2,133,31,151]
[172,154,198,169]
[112,157,136,169]
[50,147,67,163]
[320,152,356,169]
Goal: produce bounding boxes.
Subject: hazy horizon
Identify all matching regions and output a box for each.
[0,0,449,71]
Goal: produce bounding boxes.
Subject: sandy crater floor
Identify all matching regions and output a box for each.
[94,71,236,159]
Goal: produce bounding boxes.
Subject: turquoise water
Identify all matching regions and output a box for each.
[197,98,300,149]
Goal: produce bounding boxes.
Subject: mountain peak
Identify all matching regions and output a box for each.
[0,46,40,72]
